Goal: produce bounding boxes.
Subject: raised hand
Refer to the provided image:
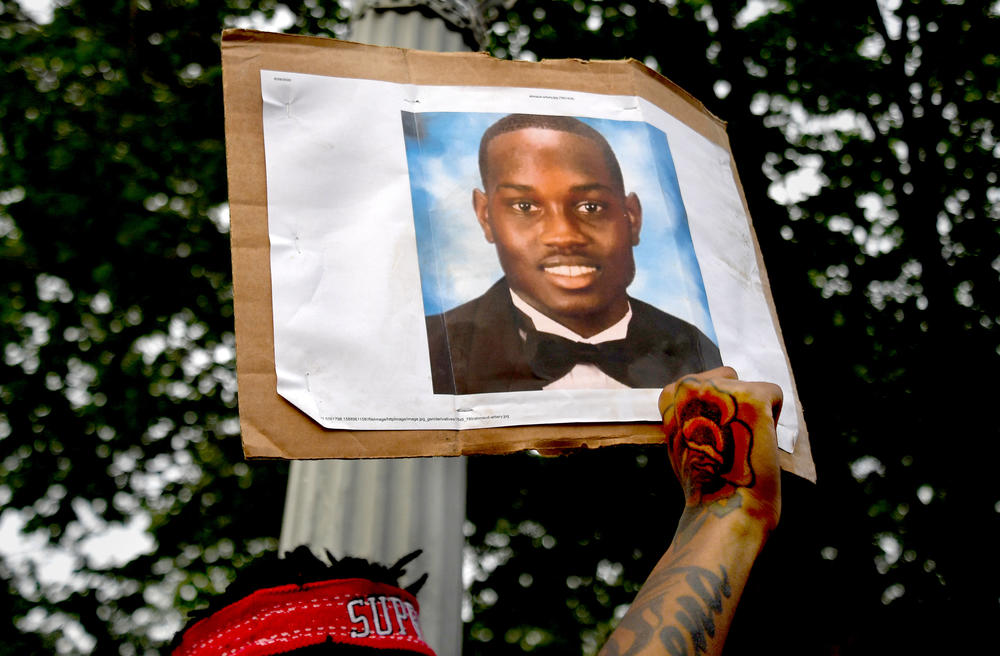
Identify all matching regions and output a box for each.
[599,368,783,656]
[659,366,783,532]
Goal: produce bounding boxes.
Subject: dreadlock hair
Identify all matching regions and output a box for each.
[169,546,428,655]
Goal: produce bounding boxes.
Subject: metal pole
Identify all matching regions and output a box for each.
[280,457,466,655]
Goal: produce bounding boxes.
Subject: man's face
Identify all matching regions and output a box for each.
[474,127,642,338]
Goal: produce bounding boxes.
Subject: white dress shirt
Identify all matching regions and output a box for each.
[510,289,632,390]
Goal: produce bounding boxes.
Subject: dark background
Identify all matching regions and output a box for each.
[0,1,996,653]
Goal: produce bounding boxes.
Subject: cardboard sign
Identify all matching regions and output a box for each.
[221,29,814,481]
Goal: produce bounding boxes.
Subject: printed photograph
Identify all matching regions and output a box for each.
[403,112,721,395]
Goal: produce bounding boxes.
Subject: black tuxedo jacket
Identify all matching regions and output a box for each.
[426,279,722,394]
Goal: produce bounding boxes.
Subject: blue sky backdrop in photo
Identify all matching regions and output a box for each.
[402,111,717,344]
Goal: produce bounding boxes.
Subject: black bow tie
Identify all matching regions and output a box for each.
[526,332,631,384]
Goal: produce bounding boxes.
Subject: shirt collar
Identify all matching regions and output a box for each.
[510,289,631,344]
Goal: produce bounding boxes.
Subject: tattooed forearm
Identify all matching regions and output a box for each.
[602,564,732,656]
[601,605,664,656]
[666,565,731,655]
[600,370,780,656]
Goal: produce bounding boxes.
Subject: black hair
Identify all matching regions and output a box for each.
[477,113,625,191]
[169,546,427,655]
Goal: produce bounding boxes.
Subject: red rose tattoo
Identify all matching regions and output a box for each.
[661,378,755,506]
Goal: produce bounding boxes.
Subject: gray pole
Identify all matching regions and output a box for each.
[280,457,466,655]
[279,3,510,654]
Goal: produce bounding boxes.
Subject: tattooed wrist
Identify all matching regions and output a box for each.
[674,490,776,552]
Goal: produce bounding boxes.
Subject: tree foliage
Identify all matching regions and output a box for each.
[0,0,996,654]
[0,1,319,653]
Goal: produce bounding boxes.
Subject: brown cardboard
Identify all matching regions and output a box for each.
[221,29,815,482]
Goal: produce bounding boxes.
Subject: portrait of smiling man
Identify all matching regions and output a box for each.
[419,113,722,394]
